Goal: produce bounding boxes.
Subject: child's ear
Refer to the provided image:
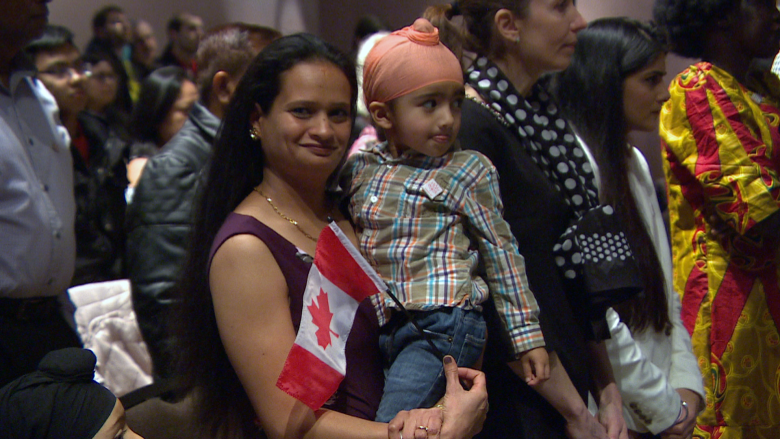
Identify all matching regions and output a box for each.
[368,101,394,131]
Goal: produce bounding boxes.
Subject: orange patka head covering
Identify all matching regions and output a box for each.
[363,18,463,105]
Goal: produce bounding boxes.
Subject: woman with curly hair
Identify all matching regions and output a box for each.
[654,0,780,437]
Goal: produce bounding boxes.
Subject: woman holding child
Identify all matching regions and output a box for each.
[174,32,487,439]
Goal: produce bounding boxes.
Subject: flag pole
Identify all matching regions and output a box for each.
[383,287,445,361]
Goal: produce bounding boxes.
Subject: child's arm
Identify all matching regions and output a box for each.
[460,153,545,359]
[464,153,615,438]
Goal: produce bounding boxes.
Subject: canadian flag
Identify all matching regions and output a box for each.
[276,222,385,411]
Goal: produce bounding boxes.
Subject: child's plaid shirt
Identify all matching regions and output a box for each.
[342,142,545,358]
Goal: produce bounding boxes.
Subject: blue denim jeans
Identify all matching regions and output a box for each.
[375,307,486,422]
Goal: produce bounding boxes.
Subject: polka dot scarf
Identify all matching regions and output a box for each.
[466,56,599,216]
[466,57,642,319]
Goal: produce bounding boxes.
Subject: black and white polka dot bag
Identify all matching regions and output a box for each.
[553,205,643,318]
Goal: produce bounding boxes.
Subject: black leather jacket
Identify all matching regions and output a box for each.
[126,103,219,378]
[72,111,130,286]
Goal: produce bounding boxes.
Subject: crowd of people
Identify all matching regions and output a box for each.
[1,0,780,438]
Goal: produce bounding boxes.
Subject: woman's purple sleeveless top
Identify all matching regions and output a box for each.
[209,212,383,419]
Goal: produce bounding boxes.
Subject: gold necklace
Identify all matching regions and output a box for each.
[254,187,320,243]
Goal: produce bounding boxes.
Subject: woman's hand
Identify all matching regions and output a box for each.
[438,356,488,439]
[659,388,702,439]
[563,405,608,439]
[527,351,606,439]
[585,342,627,439]
[387,356,486,439]
[126,157,148,188]
[597,383,628,439]
[387,407,443,439]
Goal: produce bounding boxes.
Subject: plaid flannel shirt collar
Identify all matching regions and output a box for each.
[367,141,456,169]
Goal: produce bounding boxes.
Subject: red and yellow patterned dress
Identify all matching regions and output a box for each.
[660,62,780,439]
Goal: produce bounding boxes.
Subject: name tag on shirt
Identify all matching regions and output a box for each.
[422,179,443,198]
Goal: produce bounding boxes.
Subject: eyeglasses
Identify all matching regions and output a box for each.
[39,62,92,80]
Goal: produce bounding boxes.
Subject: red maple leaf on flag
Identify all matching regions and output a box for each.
[309,289,339,350]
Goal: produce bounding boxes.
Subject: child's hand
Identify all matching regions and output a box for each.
[519,347,550,386]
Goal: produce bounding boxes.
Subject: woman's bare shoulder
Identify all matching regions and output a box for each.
[210,232,285,299]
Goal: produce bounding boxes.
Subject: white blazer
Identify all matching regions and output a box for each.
[582,142,705,434]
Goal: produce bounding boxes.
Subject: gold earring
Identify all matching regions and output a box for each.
[249,128,259,141]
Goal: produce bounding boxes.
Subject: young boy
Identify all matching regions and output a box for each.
[342,18,549,422]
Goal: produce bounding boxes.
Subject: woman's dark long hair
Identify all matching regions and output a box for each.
[173,33,357,437]
[129,66,189,145]
[553,17,671,335]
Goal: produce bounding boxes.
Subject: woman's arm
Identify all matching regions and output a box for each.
[632,147,705,436]
[588,341,628,439]
[603,309,683,433]
[661,242,704,439]
[517,351,608,439]
[210,233,389,439]
[660,68,780,239]
[660,283,704,439]
[209,233,486,439]
[658,388,701,439]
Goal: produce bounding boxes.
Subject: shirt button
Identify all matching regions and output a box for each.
[370,196,379,203]
[28,138,34,145]
[54,231,61,239]
[42,184,49,192]
[47,278,54,285]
